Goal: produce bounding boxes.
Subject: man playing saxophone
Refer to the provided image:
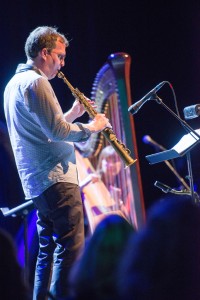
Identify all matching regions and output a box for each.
[4,25,111,300]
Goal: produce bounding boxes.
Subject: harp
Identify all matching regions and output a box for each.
[75,52,145,233]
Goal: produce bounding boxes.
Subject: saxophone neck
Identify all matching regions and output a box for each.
[57,71,75,94]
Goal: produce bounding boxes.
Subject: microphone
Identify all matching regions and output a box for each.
[154,181,172,193]
[154,181,193,196]
[142,135,166,151]
[183,104,200,119]
[128,81,166,115]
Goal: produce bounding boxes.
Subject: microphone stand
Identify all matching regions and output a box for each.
[159,155,190,191]
[144,136,191,191]
[153,95,200,204]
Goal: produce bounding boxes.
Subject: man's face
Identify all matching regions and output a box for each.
[46,39,66,80]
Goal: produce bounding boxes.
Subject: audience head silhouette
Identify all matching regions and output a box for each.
[0,227,30,299]
[68,213,135,299]
[117,195,200,300]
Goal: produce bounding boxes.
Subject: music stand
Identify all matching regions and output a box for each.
[0,200,35,281]
[146,129,200,164]
[145,96,200,204]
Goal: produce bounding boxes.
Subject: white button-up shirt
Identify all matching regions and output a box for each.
[4,64,91,199]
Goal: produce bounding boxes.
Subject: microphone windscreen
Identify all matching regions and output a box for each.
[183,104,200,119]
[142,135,152,144]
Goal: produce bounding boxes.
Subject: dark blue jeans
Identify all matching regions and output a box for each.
[32,182,85,300]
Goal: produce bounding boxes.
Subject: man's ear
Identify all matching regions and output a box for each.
[40,48,49,60]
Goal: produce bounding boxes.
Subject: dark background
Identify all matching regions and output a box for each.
[1,0,200,237]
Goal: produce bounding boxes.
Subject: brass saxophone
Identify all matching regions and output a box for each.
[57,71,137,168]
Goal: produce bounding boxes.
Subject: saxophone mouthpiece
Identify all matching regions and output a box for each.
[57,71,64,79]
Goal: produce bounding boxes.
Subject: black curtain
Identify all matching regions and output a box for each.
[1,0,200,215]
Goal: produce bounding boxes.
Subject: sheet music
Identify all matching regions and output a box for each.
[172,129,200,155]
